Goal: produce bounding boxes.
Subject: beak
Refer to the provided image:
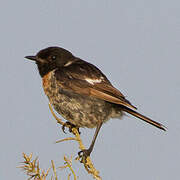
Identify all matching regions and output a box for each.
[25,56,37,61]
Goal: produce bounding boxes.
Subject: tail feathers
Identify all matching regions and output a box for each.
[121,106,166,131]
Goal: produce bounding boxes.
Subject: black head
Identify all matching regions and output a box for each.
[25,46,74,77]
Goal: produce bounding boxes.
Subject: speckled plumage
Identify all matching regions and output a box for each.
[42,70,123,128]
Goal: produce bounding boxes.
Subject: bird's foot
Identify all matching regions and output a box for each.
[78,149,91,163]
[62,122,80,134]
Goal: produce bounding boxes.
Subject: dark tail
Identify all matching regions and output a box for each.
[121,106,166,131]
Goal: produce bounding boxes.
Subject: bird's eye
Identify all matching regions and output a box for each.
[51,55,56,60]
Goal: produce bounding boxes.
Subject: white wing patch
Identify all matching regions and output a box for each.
[85,76,104,85]
[64,61,73,67]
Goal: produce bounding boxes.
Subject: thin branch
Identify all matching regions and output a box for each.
[51,160,58,180]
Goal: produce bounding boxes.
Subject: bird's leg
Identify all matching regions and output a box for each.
[78,121,103,162]
[62,121,80,134]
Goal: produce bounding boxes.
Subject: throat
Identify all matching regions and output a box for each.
[37,62,56,77]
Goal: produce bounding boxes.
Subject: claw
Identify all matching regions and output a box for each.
[61,122,81,134]
[77,128,81,134]
[62,123,67,134]
[78,149,91,163]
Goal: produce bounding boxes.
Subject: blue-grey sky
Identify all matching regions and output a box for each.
[1,0,179,179]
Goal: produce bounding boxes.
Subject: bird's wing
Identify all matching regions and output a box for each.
[55,59,137,110]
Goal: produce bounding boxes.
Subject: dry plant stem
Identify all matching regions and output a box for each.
[61,156,77,180]
[49,103,65,126]
[51,160,58,180]
[19,153,50,180]
[55,137,76,143]
[49,103,102,180]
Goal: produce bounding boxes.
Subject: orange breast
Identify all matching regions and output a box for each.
[42,71,53,91]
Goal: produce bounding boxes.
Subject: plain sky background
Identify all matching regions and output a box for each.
[1,0,179,179]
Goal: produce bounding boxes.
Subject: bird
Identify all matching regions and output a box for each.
[25,46,166,160]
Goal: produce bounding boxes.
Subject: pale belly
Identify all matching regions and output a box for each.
[42,71,123,128]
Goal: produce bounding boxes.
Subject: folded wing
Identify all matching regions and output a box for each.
[55,59,137,110]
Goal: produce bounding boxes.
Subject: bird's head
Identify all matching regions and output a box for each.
[25,46,74,77]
